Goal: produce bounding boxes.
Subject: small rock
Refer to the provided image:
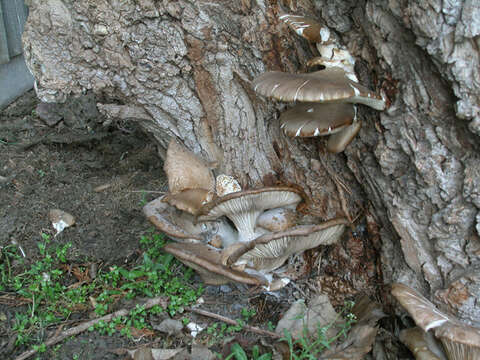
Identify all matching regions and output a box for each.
[219,285,232,293]
[153,318,183,336]
[35,102,63,126]
[94,24,108,36]
[49,209,75,234]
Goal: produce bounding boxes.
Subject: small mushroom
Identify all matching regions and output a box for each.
[256,208,297,233]
[400,327,447,360]
[279,14,325,43]
[279,102,355,137]
[392,283,480,360]
[227,218,348,272]
[162,188,214,216]
[198,187,305,243]
[326,120,362,153]
[163,242,265,286]
[164,138,215,194]
[252,69,385,110]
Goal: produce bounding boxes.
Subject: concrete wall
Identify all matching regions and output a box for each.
[0,0,34,110]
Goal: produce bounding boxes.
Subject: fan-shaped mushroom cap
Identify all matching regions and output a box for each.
[229,218,347,272]
[392,283,480,360]
[279,102,355,137]
[391,283,451,332]
[256,208,297,232]
[399,327,447,360]
[162,189,213,216]
[198,187,305,243]
[252,68,385,110]
[143,196,238,246]
[279,14,327,43]
[434,323,480,360]
[163,243,265,286]
[326,119,362,153]
[164,139,215,194]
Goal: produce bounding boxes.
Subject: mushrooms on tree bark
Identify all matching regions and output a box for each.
[253,14,385,153]
[197,187,305,243]
[231,218,348,272]
[143,196,238,246]
[392,283,480,360]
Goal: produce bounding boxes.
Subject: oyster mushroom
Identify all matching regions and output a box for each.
[226,218,348,272]
[279,14,356,77]
[256,208,297,233]
[252,69,385,110]
[400,327,447,360]
[279,102,355,138]
[392,283,480,360]
[163,242,265,286]
[278,94,363,153]
[143,196,238,245]
[197,187,305,243]
[162,188,213,216]
[164,138,215,194]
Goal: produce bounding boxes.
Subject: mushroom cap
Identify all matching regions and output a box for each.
[162,189,213,216]
[435,322,480,360]
[239,219,347,272]
[256,208,297,233]
[326,119,362,153]
[143,196,203,242]
[144,196,238,246]
[399,327,447,360]
[252,68,385,110]
[391,283,451,332]
[279,102,355,137]
[163,243,265,286]
[164,138,215,194]
[198,187,305,242]
[279,14,326,43]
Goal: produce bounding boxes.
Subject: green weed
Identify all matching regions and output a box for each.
[1,230,202,350]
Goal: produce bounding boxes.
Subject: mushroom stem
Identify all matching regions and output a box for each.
[226,217,349,266]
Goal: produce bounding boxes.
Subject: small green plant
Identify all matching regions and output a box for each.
[2,230,202,350]
[280,301,357,360]
[225,343,272,360]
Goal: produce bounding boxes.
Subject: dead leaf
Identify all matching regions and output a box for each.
[153,318,183,336]
[128,348,185,360]
[276,294,339,340]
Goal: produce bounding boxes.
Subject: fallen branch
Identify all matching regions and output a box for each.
[14,296,168,360]
[186,307,282,339]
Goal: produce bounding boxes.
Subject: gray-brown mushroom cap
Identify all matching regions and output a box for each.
[434,322,480,360]
[399,327,447,360]
[225,218,348,272]
[326,120,362,153]
[279,102,355,137]
[164,138,215,194]
[197,187,305,243]
[279,14,325,43]
[392,283,480,360]
[163,243,265,286]
[143,196,238,246]
[252,68,385,110]
[391,283,451,332]
[143,196,203,242]
[162,189,213,216]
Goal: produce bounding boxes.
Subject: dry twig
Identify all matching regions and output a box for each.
[186,307,281,339]
[14,296,168,360]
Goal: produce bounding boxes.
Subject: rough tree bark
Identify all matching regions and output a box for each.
[22,0,480,326]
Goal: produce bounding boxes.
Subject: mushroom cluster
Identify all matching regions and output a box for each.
[253,14,385,153]
[392,283,480,360]
[143,139,347,289]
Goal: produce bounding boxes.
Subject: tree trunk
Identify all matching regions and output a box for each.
[23,0,480,326]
